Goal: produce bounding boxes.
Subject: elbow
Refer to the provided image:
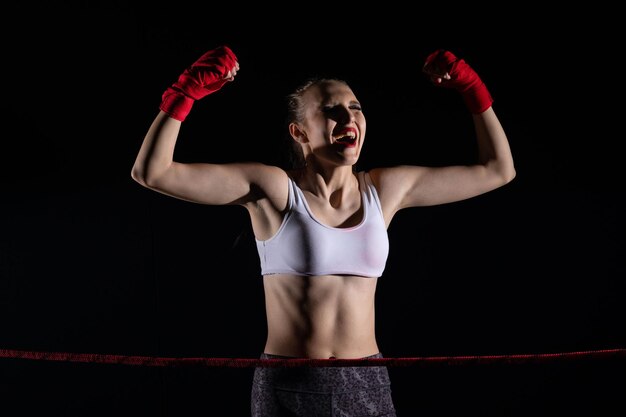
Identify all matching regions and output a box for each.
[497,164,517,189]
[487,159,516,188]
[130,164,147,187]
[131,163,169,190]
[503,165,517,185]
[130,164,158,189]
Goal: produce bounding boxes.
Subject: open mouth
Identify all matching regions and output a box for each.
[333,129,357,147]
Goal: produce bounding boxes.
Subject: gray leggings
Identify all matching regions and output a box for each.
[251,353,397,417]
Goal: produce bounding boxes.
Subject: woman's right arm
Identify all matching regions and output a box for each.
[131,110,268,206]
[131,45,289,217]
[130,45,271,206]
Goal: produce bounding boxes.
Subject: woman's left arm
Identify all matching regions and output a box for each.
[371,49,516,218]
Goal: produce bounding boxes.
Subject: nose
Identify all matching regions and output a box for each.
[337,106,355,123]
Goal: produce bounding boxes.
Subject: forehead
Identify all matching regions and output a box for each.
[305,81,357,104]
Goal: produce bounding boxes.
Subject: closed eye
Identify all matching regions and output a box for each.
[321,103,363,113]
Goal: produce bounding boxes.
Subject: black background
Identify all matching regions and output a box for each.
[1,2,624,416]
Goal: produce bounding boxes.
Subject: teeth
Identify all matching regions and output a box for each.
[335,131,356,140]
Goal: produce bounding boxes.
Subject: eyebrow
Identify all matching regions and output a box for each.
[321,100,361,107]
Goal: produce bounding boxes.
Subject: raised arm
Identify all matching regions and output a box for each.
[131,45,270,206]
[373,49,516,218]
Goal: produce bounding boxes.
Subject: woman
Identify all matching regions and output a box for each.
[131,45,515,416]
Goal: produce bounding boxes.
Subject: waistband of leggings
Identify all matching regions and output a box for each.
[260,352,384,360]
[253,352,391,393]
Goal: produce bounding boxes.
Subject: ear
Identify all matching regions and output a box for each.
[289,123,308,144]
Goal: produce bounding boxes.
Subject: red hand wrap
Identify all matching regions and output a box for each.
[424,49,493,114]
[159,45,238,121]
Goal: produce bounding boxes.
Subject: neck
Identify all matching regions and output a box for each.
[296,165,358,201]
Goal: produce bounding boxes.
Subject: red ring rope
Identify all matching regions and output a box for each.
[1,348,624,368]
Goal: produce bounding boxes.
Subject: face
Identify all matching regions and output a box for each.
[292,81,366,167]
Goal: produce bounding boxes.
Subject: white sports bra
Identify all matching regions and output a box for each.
[255,171,389,278]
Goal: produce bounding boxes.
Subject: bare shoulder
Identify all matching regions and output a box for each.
[241,163,292,238]
[367,165,428,195]
[239,162,291,210]
[366,165,430,219]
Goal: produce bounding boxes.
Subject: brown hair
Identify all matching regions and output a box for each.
[282,77,350,169]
